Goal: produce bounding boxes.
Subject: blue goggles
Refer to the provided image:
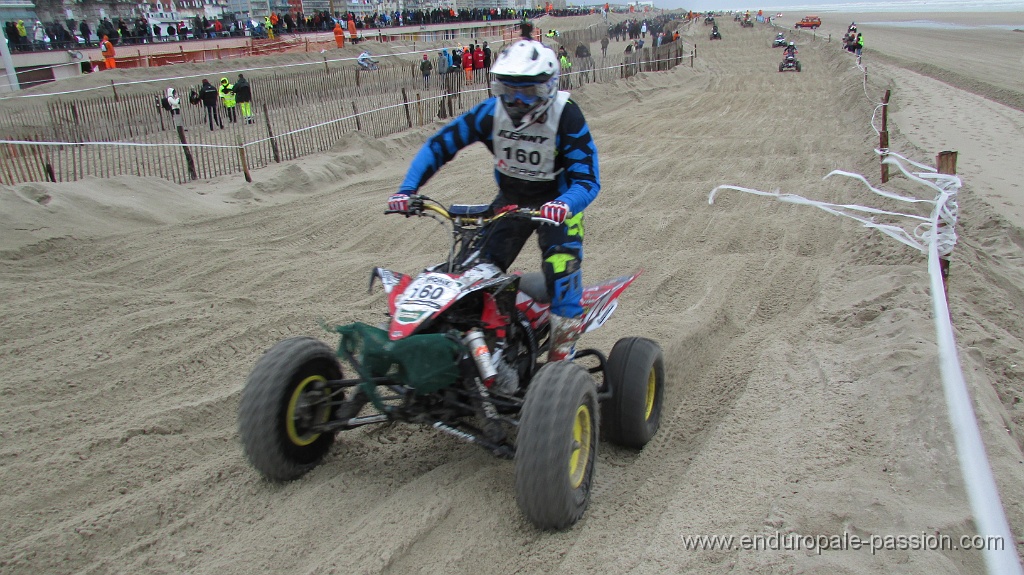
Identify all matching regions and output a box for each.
[493,80,544,106]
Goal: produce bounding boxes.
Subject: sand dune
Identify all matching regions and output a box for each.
[1,14,1022,575]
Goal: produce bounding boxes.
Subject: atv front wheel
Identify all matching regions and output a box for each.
[515,361,599,530]
[601,337,665,448]
[238,337,341,481]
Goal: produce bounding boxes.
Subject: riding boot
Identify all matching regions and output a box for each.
[547,314,583,362]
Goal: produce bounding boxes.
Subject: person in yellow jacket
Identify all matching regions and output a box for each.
[264,16,274,39]
[15,20,27,51]
[559,52,572,89]
[219,77,237,123]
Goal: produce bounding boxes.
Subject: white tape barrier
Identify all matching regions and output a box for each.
[709,152,1023,575]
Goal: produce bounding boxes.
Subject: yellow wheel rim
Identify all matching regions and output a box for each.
[568,404,592,489]
[286,375,329,446]
[644,368,657,421]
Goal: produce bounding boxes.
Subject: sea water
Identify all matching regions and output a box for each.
[697,0,1024,14]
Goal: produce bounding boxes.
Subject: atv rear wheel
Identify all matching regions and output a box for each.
[601,337,665,449]
[238,337,341,481]
[515,361,599,530]
[779,62,784,72]
[796,61,802,72]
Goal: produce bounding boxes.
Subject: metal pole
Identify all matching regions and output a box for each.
[0,31,20,92]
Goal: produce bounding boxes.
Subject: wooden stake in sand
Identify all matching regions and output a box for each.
[936,150,958,295]
[237,135,252,183]
[176,125,197,180]
[880,89,891,183]
[263,103,281,163]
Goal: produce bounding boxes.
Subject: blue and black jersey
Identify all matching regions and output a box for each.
[398,97,600,215]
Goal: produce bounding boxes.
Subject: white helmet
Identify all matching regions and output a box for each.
[489,38,560,127]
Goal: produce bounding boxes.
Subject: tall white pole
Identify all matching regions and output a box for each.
[0,34,19,92]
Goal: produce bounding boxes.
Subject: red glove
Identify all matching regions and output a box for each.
[388,193,409,212]
[496,204,519,215]
[540,201,570,224]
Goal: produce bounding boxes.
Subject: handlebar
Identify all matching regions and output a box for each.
[385,195,561,226]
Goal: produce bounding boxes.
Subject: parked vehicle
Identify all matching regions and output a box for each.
[795,15,821,29]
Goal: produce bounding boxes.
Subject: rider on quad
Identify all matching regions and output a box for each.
[774,32,786,46]
[388,22,600,363]
[710,25,722,39]
[783,41,797,56]
[357,50,378,70]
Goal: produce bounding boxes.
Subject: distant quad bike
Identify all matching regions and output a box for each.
[740,18,754,28]
[704,15,715,25]
[779,52,801,72]
[710,27,722,40]
[238,195,666,530]
[772,36,787,47]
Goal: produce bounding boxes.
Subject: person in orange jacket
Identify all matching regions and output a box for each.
[101,35,116,69]
[347,15,357,44]
[461,46,473,83]
[333,22,345,48]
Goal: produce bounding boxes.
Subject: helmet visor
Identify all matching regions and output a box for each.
[493,79,544,107]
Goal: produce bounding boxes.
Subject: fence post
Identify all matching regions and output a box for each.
[263,103,281,163]
[936,150,958,295]
[880,89,891,183]
[176,124,197,180]
[352,101,361,131]
[110,80,119,102]
[401,88,413,128]
[237,135,252,182]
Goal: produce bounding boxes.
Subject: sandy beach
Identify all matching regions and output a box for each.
[2,11,1023,575]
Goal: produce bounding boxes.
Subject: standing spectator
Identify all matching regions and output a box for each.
[234,74,253,124]
[16,20,28,51]
[333,22,344,48]
[473,42,484,82]
[79,20,92,47]
[101,35,115,69]
[219,77,237,123]
[855,33,864,57]
[436,49,449,77]
[420,53,433,88]
[198,79,223,130]
[32,20,47,50]
[574,41,591,83]
[558,49,572,89]
[461,45,473,84]
[600,36,608,57]
[162,87,183,127]
[482,41,491,69]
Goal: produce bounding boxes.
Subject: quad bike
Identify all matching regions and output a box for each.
[238,194,665,530]
[740,18,754,28]
[772,36,787,47]
[710,28,722,40]
[779,52,801,72]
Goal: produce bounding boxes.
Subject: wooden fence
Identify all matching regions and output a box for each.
[0,35,688,186]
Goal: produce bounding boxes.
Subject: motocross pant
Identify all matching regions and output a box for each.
[483,195,584,319]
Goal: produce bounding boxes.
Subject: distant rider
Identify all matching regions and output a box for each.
[357,50,378,70]
[388,23,601,362]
